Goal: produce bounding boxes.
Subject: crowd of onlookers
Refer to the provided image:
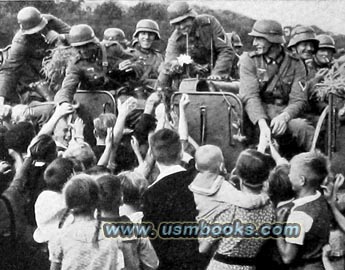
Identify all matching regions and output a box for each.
[0,91,345,270]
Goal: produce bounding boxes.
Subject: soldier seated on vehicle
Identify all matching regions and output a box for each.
[226,32,243,80]
[239,19,315,155]
[131,19,164,81]
[0,7,70,120]
[54,24,142,105]
[101,27,131,50]
[157,1,235,90]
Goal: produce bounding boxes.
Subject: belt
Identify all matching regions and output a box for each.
[213,253,256,266]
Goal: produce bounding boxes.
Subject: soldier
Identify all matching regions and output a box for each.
[102,28,130,50]
[226,32,243,79]
[239,19,315,153]
[287,25,319,78]
[0,7,70,119]
[131,19,164,80]
[157,1,234,89]
[54,24,141,105]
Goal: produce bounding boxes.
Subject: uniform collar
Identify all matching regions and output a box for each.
[264,46,284,65]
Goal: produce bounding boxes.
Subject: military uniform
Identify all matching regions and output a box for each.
[54,43,137,104]
[132,45,164,80]
[0,14,70,104]
[240,49,315,150]
[158,14,234,85]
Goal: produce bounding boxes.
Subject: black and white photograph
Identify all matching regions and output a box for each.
[1,0,345,269]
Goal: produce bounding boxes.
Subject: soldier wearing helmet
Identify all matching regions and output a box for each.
[54,24,140,105]
[226,32,243,79]
[157,1,234,89]
[102,28,130,50]
[130,19,164,81]
[240,19,314,153]
[0,6,70,119]
[306,34,336,113]
[287,25,319,74]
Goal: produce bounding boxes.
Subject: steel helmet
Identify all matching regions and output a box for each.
[167,1,197,25]
[133,19,161,40]
[317,34,336,52]
[248,20,285,44]
[69,24,98,47]
[287,26,319,49]
[227,32,243,47]
[17,7,48,35]
[102,28,127,44]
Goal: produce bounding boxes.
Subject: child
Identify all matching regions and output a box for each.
[189,144,269,221]
[97,174,159,270]
[49,174,122,270]
[118,171,149,223]
[34,158,75,243]
[277,151,332,269]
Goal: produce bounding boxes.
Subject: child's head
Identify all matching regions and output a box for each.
[149,128,182,165]
[4,121,35,154]
[289,151,329,192]
[44,158,75,192]
[235,149,275,190]
[63,140,96,170]
[97,174,122,213]
[63,174,99,215]
[195,144,224,173]
[268,164,294,206]
[93,113,117,139]
[30,134,57,163]
[85,165,111,179]
[118,171,148,208]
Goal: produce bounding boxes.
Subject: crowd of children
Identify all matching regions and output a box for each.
[1,92,345,270]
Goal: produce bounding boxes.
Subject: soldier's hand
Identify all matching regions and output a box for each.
[207,75,222,80]
[169,60,183,74]
[119,97,138,116]
[119,59,134,72]
[270,113,290,136]
[45,30,60,44]
[0,104,12,120]
[54,103,75,118]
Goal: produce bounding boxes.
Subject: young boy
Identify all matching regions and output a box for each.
[189,144,269,221]
[277,151,332,269]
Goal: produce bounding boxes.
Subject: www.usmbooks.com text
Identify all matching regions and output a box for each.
[102,220,300,239]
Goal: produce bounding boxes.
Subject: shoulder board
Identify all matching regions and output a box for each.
[195,14,212,26]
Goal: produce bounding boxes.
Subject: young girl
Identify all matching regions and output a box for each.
[49,174,122,270]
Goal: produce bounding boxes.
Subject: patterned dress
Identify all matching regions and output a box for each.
[206,202,275,270]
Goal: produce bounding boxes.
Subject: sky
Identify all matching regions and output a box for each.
[114,0,345,35]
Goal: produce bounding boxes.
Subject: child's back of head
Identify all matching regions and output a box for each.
[118,171,148,209]
[97,174,122,213]
[268,164,294,206]
[44,157,75,192]
[195,144,224,173]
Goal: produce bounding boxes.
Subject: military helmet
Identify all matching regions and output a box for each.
[317,34,336,52]
[227,32,243,47]
[167,1,197,25]
[69,24,98,47]
[17,7,48,35]
[248,20,285,44]
[102,28,127,45]
[133,19,161,40]
[287,26,319,49]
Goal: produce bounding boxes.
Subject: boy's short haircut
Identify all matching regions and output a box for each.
[195,144,223,173]
[44,158,75,192]
[93,113,117,139]
[118,171,148,206]
[294,151,329,188]
[97,174,122,212]
[30,134,57,163]
[84,165,111,176]
[149,128,182,165]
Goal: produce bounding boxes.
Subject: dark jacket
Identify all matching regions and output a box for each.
[0,14,70,103]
